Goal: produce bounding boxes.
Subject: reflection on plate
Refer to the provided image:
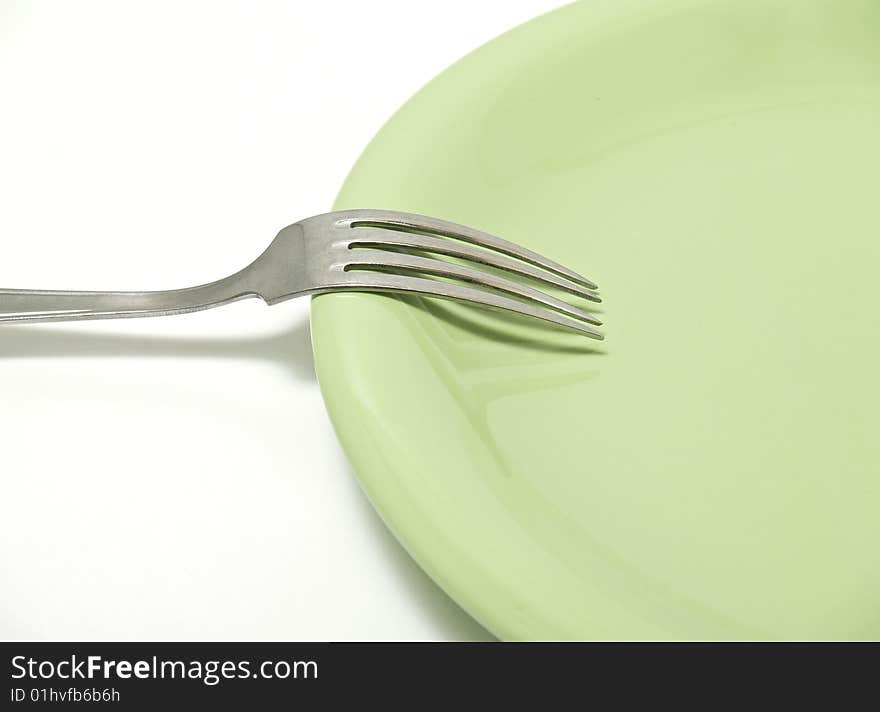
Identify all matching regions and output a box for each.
[312,0,880,640]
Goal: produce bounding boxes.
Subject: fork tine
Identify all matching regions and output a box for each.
[346,228,601,303]
[336,271,604,339]
[343,210,599,291]
[344,249,602,327]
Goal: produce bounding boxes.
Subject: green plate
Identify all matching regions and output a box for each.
[311,0,880,640]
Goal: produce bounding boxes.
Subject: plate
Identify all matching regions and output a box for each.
[311,0,880,640]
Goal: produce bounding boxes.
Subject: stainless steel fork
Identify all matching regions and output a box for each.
[0,210,603,338]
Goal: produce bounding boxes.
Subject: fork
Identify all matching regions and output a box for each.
[0,210,603,339]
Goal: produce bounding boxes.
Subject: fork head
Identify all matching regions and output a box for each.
[259,209,603,339]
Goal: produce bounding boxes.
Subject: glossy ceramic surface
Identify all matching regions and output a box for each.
[311,0,880,639]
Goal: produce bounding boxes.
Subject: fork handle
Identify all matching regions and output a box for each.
[0,272,260,324]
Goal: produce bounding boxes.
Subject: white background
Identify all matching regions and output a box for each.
[0,0,563,641]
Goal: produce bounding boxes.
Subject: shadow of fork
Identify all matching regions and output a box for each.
[0,319,317,381]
